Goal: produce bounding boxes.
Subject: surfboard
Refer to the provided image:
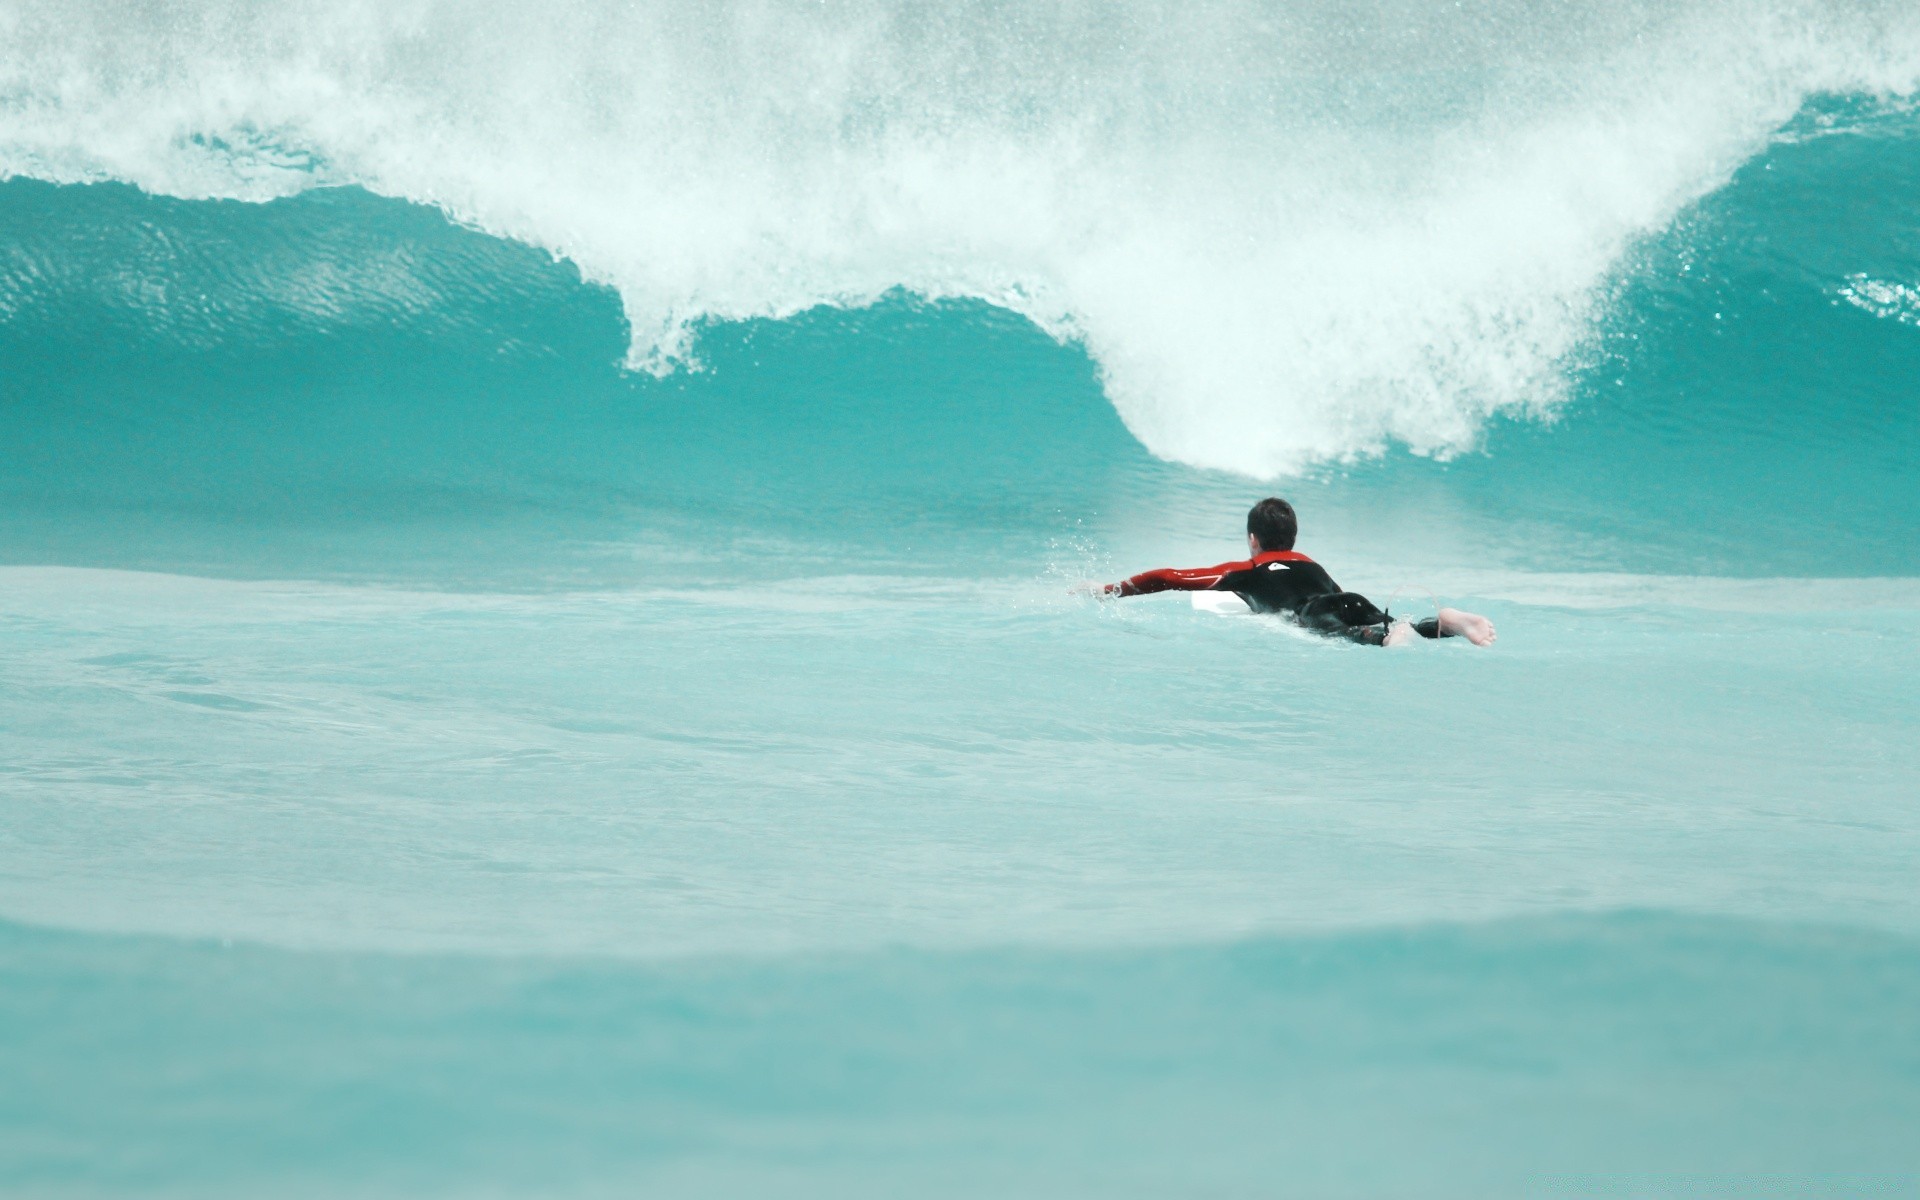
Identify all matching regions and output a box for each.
[1190,591,1251,615]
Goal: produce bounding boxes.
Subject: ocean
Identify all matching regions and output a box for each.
[2,1,1918,1195]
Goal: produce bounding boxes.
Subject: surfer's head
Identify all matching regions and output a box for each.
[1247,497,1298,552]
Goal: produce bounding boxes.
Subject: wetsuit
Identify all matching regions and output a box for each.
[1108,549,1441,646]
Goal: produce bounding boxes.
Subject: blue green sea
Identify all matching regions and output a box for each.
[3,2,1919,1195]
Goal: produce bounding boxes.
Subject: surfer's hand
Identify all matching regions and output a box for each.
[1070,580,1116,600]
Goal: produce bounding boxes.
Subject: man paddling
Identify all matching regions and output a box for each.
[1098,498,1496,648]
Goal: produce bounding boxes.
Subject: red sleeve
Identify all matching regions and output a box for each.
[1107,559,1251,597]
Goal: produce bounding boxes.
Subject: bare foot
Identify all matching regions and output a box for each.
[1437,607,1497,647]
[1383,620,1421,647]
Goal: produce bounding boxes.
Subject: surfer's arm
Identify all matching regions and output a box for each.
[1105,560,1250,597]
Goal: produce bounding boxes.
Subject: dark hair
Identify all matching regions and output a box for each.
[1247,497,1298,551]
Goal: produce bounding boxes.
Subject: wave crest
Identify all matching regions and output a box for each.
[4,0,1920,472]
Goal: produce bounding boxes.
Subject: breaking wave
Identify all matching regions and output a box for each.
[6,0,1920,473]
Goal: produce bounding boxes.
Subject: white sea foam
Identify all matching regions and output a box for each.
[3,0,1919,473]
[1838,273,1920,325]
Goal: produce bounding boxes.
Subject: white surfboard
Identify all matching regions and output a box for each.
[1190,591,1250,615]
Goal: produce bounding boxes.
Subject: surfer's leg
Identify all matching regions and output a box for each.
[1303,595,1494,648]
[1300,592,1396,646]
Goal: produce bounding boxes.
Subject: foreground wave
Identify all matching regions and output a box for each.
[6,562,1916,957]
[5,911,1918,1197]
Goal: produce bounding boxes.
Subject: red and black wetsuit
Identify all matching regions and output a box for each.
[1107,549,1441,646]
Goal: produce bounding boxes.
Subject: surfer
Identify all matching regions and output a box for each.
[1095,498,1497,647]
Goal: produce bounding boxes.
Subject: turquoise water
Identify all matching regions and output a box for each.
[4,2,1920,1194]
